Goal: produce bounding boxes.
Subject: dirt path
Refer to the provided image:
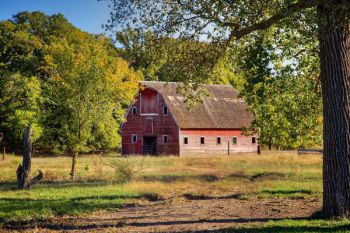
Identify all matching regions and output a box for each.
[4,196,320,232]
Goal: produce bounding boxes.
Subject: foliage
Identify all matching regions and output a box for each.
[0,73,42,148]
[0,11,141,153]
[232,33,322,149]
[109,158,139,183]
[42,36,140,153]
[113,25,322,148]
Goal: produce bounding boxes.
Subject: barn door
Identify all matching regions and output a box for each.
[145,118,153,133]
[143,136,157,155]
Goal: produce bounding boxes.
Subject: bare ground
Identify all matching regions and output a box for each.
[2,195,320,233]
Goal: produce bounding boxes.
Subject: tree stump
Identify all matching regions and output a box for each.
[17,127,32,189]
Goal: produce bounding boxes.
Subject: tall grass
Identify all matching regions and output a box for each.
[0,152,323,223]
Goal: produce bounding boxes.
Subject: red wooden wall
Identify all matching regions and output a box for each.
[122,88,179,155]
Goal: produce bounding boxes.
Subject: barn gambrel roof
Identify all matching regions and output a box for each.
[140,81,253,129]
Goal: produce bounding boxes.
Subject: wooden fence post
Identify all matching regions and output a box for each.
[227,141,230,155]
[0,133,4,160]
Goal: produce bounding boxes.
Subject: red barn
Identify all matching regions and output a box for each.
[121,81,258,156]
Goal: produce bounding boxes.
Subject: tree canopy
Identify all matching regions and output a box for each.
[0,11,141,153]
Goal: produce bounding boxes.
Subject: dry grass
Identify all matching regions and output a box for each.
[0,151,323,223]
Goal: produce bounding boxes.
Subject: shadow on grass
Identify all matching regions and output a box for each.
[140,172,295,184]
[141,174,220,183]
[6,216,348,232]
[0,194,139,224]
[250,172,287,181]
[261,189,314,195]
[183,193,246,201]
[186,224,350,233]
[0,179,116,191]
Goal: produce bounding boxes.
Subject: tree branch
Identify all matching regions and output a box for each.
[228,0,319,40]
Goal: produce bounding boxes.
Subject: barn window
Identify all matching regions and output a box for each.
[163,135,168,144]
[184,137,188,144]
[232,137,237,145]
[200,137,205,144]
[252,137,256,144]
[217,137,221,145]
[163,106,168,115]
[132,107,137,115]
[131,134,137,143]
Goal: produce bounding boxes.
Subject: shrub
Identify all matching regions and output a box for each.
[109,158,141,183]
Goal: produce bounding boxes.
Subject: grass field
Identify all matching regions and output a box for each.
[1,152,350,232]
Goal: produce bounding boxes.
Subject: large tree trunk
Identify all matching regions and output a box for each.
[318,1,350,217]
[17,127,32,189]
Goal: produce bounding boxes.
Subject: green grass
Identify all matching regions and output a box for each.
[234,219,350,233]
[0,183,140,223]
[0,152,325,227]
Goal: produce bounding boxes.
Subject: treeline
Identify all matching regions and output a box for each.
[0,12,140,154]
[0,12,322,155]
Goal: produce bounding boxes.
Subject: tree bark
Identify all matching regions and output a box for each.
[318,1,350,217]
[17,127,32,189]
[70,153,77,180]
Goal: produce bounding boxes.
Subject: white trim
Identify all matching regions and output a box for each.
[232,136,237,145]
[141,113,159,116]
[252,136,256,144]
[132,106,137,115]
[131,134,137,144]
[163,135,168,144]
[183,136,189,145]
[163,106,168,115]
[216,136,222,145]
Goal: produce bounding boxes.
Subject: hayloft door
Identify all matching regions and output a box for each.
[145,118,153,133]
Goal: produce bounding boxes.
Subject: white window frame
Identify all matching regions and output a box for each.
[132,107,137,115]
[200,136,205,145]
[163,135,168,144]
[163,106,168,115]
[183,136,189,145]
[217,136,222,145]
[131,134,137,144]
[232,137,237,145]
[252,136,256,144]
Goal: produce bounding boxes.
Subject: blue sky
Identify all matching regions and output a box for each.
[0,0,111,34]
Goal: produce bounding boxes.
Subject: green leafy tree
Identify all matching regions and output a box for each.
[233,34,322,149]
[0,73,42,150]
[105,0,350,217]
[43,36,140,179]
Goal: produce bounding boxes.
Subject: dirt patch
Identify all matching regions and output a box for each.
[3,196,321,232]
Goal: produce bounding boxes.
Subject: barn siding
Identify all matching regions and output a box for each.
[179,129,258,155]
[122,89,179,155]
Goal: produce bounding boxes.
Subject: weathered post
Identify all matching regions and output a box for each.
[17,127,32,189]
[227,141,230,155]
[0,133,4,160]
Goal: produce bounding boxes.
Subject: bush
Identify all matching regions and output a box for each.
[109,158,141,183]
